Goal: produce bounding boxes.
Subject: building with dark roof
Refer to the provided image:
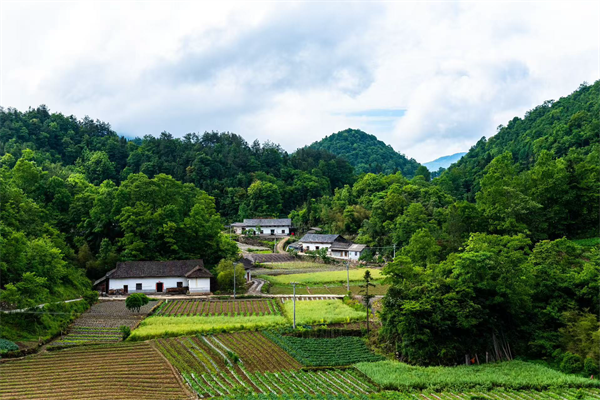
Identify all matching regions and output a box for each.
[231,218,292,236]
[297,234,367,261]
[94,260,213,294]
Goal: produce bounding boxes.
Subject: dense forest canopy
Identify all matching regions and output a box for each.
[0,81,598,368]
[308,128,422,176]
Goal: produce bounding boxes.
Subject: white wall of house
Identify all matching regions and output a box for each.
[109,277,187,293]
[237,226,290,235]
[349,251,363,261]
[301,243,332,252]
[188,278,211,293]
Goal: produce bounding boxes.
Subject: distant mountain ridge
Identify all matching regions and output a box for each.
[423,152,467,171]
[308,129,421,177]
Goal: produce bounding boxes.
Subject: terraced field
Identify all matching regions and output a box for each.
[49,300,160,347]
[156,299,282,317]
[263,332,384,366]
[154,334,377,398]
[214,389,600,400]
[0,342,190,400]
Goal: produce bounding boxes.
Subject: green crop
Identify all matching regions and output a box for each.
[355,360,600,391]
[260,269,382,285]
[282,299,365,325]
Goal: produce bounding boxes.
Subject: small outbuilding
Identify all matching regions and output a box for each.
[94,259,213,294]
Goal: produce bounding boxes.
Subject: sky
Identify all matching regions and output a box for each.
[1,2,599,163]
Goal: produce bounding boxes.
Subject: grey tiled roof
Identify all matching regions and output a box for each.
[232,218,292,227]
[109,260,212,279]
[298,234,341,243]
[243,253,296,264]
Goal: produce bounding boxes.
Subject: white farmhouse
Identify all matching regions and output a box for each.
[297,234,367,261]
[231,218,292,236]
[94,259,213,294]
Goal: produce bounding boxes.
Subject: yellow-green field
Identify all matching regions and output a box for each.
[282,299,366,325]
[260,268,382,285]
[129,315,288,340]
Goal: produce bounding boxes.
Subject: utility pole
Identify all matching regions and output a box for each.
[291,282,298,329]
[274,238,277,253]
[393,244,396,259]
[233,262,236,300]
[345,261,350,292]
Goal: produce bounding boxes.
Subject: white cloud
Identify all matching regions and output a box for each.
[1,1,598,162]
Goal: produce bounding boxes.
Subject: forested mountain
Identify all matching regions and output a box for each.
[439,82,599,200]
[308,128,421,176]
[422,152,466,171]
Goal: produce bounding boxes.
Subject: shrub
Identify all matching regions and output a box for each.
[0,338,18,353]
[119,326,131,340]
[126,293,149,313]
[83,290,99,307]
[560,352,584,374]
[584,357,599,376]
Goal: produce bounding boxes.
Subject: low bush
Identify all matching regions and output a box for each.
[584,358,599,376]
[126,293,149,313]
[119,325,131,340]
[83,290,99,307]
[560,352,584,374]
[0,338,18,353]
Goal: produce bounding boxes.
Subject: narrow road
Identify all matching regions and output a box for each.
[0,298,83,313]
[276,236,290,253]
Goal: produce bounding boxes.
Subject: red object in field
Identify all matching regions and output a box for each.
[291,232,294,236]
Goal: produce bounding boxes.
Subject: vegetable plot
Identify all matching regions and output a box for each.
[154,334,377,398]
[0,342,189,400]
[282,299,365,325]
[355,360,600,391]
[156,299,282,317]
[263,333,384,366]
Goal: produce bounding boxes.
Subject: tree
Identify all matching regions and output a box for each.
[247,180,282,217]
[125,293,149,313]
[215,259,246,293]
[360,270,376,335]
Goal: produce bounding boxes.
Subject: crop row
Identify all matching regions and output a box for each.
[154,334,375,398]
[263,332,384,366]
[0,342,188,400]
[204,389,600,400]
[156,299,282,317]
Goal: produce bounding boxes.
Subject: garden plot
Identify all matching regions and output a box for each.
[156,298,282,317]
[49,300,159,347]
[213,389,600,400]
[0,342,190,400]
[263,333,384,366]
[282,299,366,325]
[260,269,382,285]
[155,334,377,398]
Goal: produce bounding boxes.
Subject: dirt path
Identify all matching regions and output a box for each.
[276,236,290,253]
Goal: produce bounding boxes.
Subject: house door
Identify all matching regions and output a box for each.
[270,229,275,235]
[123,285,128,294]
[156,282,164,292]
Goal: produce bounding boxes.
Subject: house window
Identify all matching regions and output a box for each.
[315,246,320,250]
[177,282,183,288]
[282,230,285,234]
[136,283,142,291]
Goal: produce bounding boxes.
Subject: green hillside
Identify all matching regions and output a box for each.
[308,128,421,177]
[439,81,600,200]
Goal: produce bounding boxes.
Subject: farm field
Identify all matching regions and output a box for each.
[155,298,282,317]
[0,342,189,400]
[355,360,600,391]
[130,314,288,339]
[259,269,382,285]
[49,299,160,347]
[282,299,366,325]
[214,389,600,400]
[154,334,377,398]
[269,283,389,295]
[263,332,384,366]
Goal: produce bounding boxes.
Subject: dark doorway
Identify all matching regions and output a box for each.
[270,229,275,235]
[156,282,164,292]
[123,285,128,293]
